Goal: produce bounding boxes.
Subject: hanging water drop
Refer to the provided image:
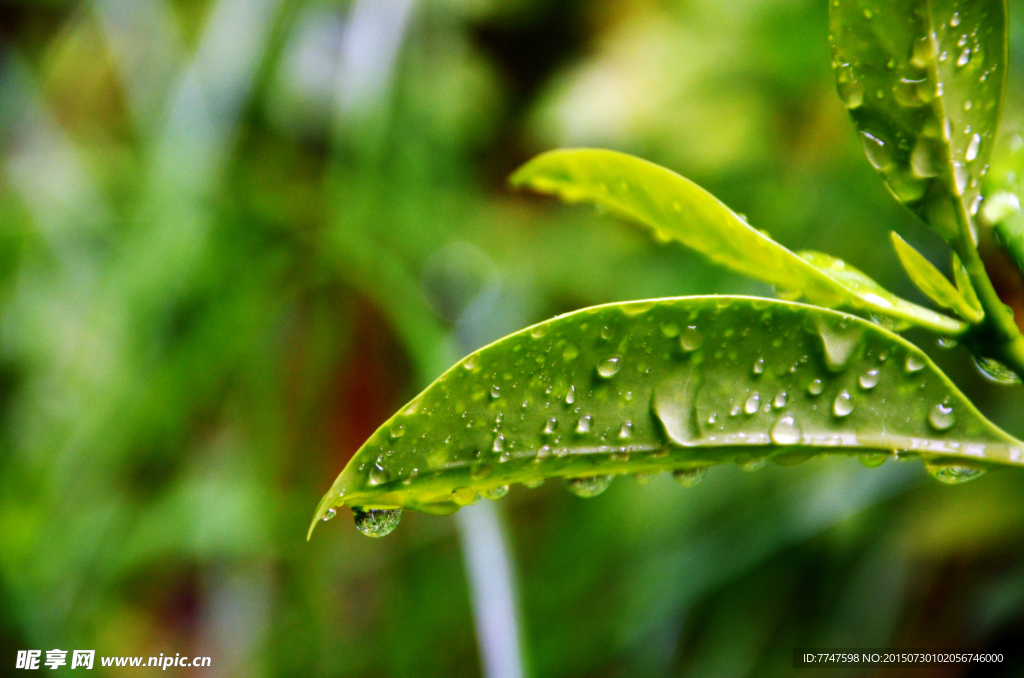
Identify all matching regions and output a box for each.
[597,356,623,378]
[973,356,1022,384]
[859,452,889,468]
[925,461,985,484]
[523,479,544,489]
[353,507,402,538]
[770,414,803,445]
[543,417,558,435]
[492,434,505,452]
[774,392,788,408]
[741,457,767,472]
[566,475,614,498]
[322,508,337,522]
[833,390,854,417]
[752,357,765,375]
[673,467,707,487]
[490,385,502,399]
[928,402,956,431]
[484,485,509,500]
[807,379,824,396]
[565,385,576,404]
[957,47,971,67]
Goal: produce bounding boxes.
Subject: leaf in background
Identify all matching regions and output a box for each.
[829,0,1006,242]
[510,149,965,335]
[309,296,1024,538]
[890,232,984,322]
[795,249,965,331]
[982,132,1024,274]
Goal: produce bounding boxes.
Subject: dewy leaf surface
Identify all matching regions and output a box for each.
[510,149,964,335]
[829,0,1006,241]
[890,232,984,322]
[310,297,1023,538]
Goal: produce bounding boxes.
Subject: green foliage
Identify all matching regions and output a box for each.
[315,0,1024,540]
[890,231,984,321]
[310,296,1024,538]
[829,0,1006,242]
[510,149,964,334]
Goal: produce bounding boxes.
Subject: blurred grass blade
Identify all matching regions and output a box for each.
[510,149,965,335]
[952,252,983,318]
[310,296,1024,537]
[795,250,963,331]
[829,0,1006,242]
[891,232,983,323]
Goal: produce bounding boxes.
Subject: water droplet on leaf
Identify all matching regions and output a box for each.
[859,369,880,389]
[680,326,704,352]
[576,415,592,434]
[597,356,623,378]
[833,390,854,417]
[905,354,926,373]
[322,508,337,522]
[928,402,956,431]
[652,366,703,446]
[770,414,803,445]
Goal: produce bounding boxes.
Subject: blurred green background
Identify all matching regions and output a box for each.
[3,0,1024,676]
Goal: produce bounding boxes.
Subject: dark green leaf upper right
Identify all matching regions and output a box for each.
[830,0,1006,242]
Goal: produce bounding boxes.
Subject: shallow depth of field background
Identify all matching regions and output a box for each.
[3,0,1024,676]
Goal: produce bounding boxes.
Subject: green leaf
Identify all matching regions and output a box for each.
[890,232,984,323]
[309,296,1023,538]
[829,0,1007,241]
[794,249,963,331]
[510,148,965,335]
[952,252,983,318]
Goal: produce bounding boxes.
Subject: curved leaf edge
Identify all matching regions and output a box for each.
[510,148,966,336]
[309,295,1024,539]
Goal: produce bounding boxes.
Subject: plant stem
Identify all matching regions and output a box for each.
[951,197,1024,378]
